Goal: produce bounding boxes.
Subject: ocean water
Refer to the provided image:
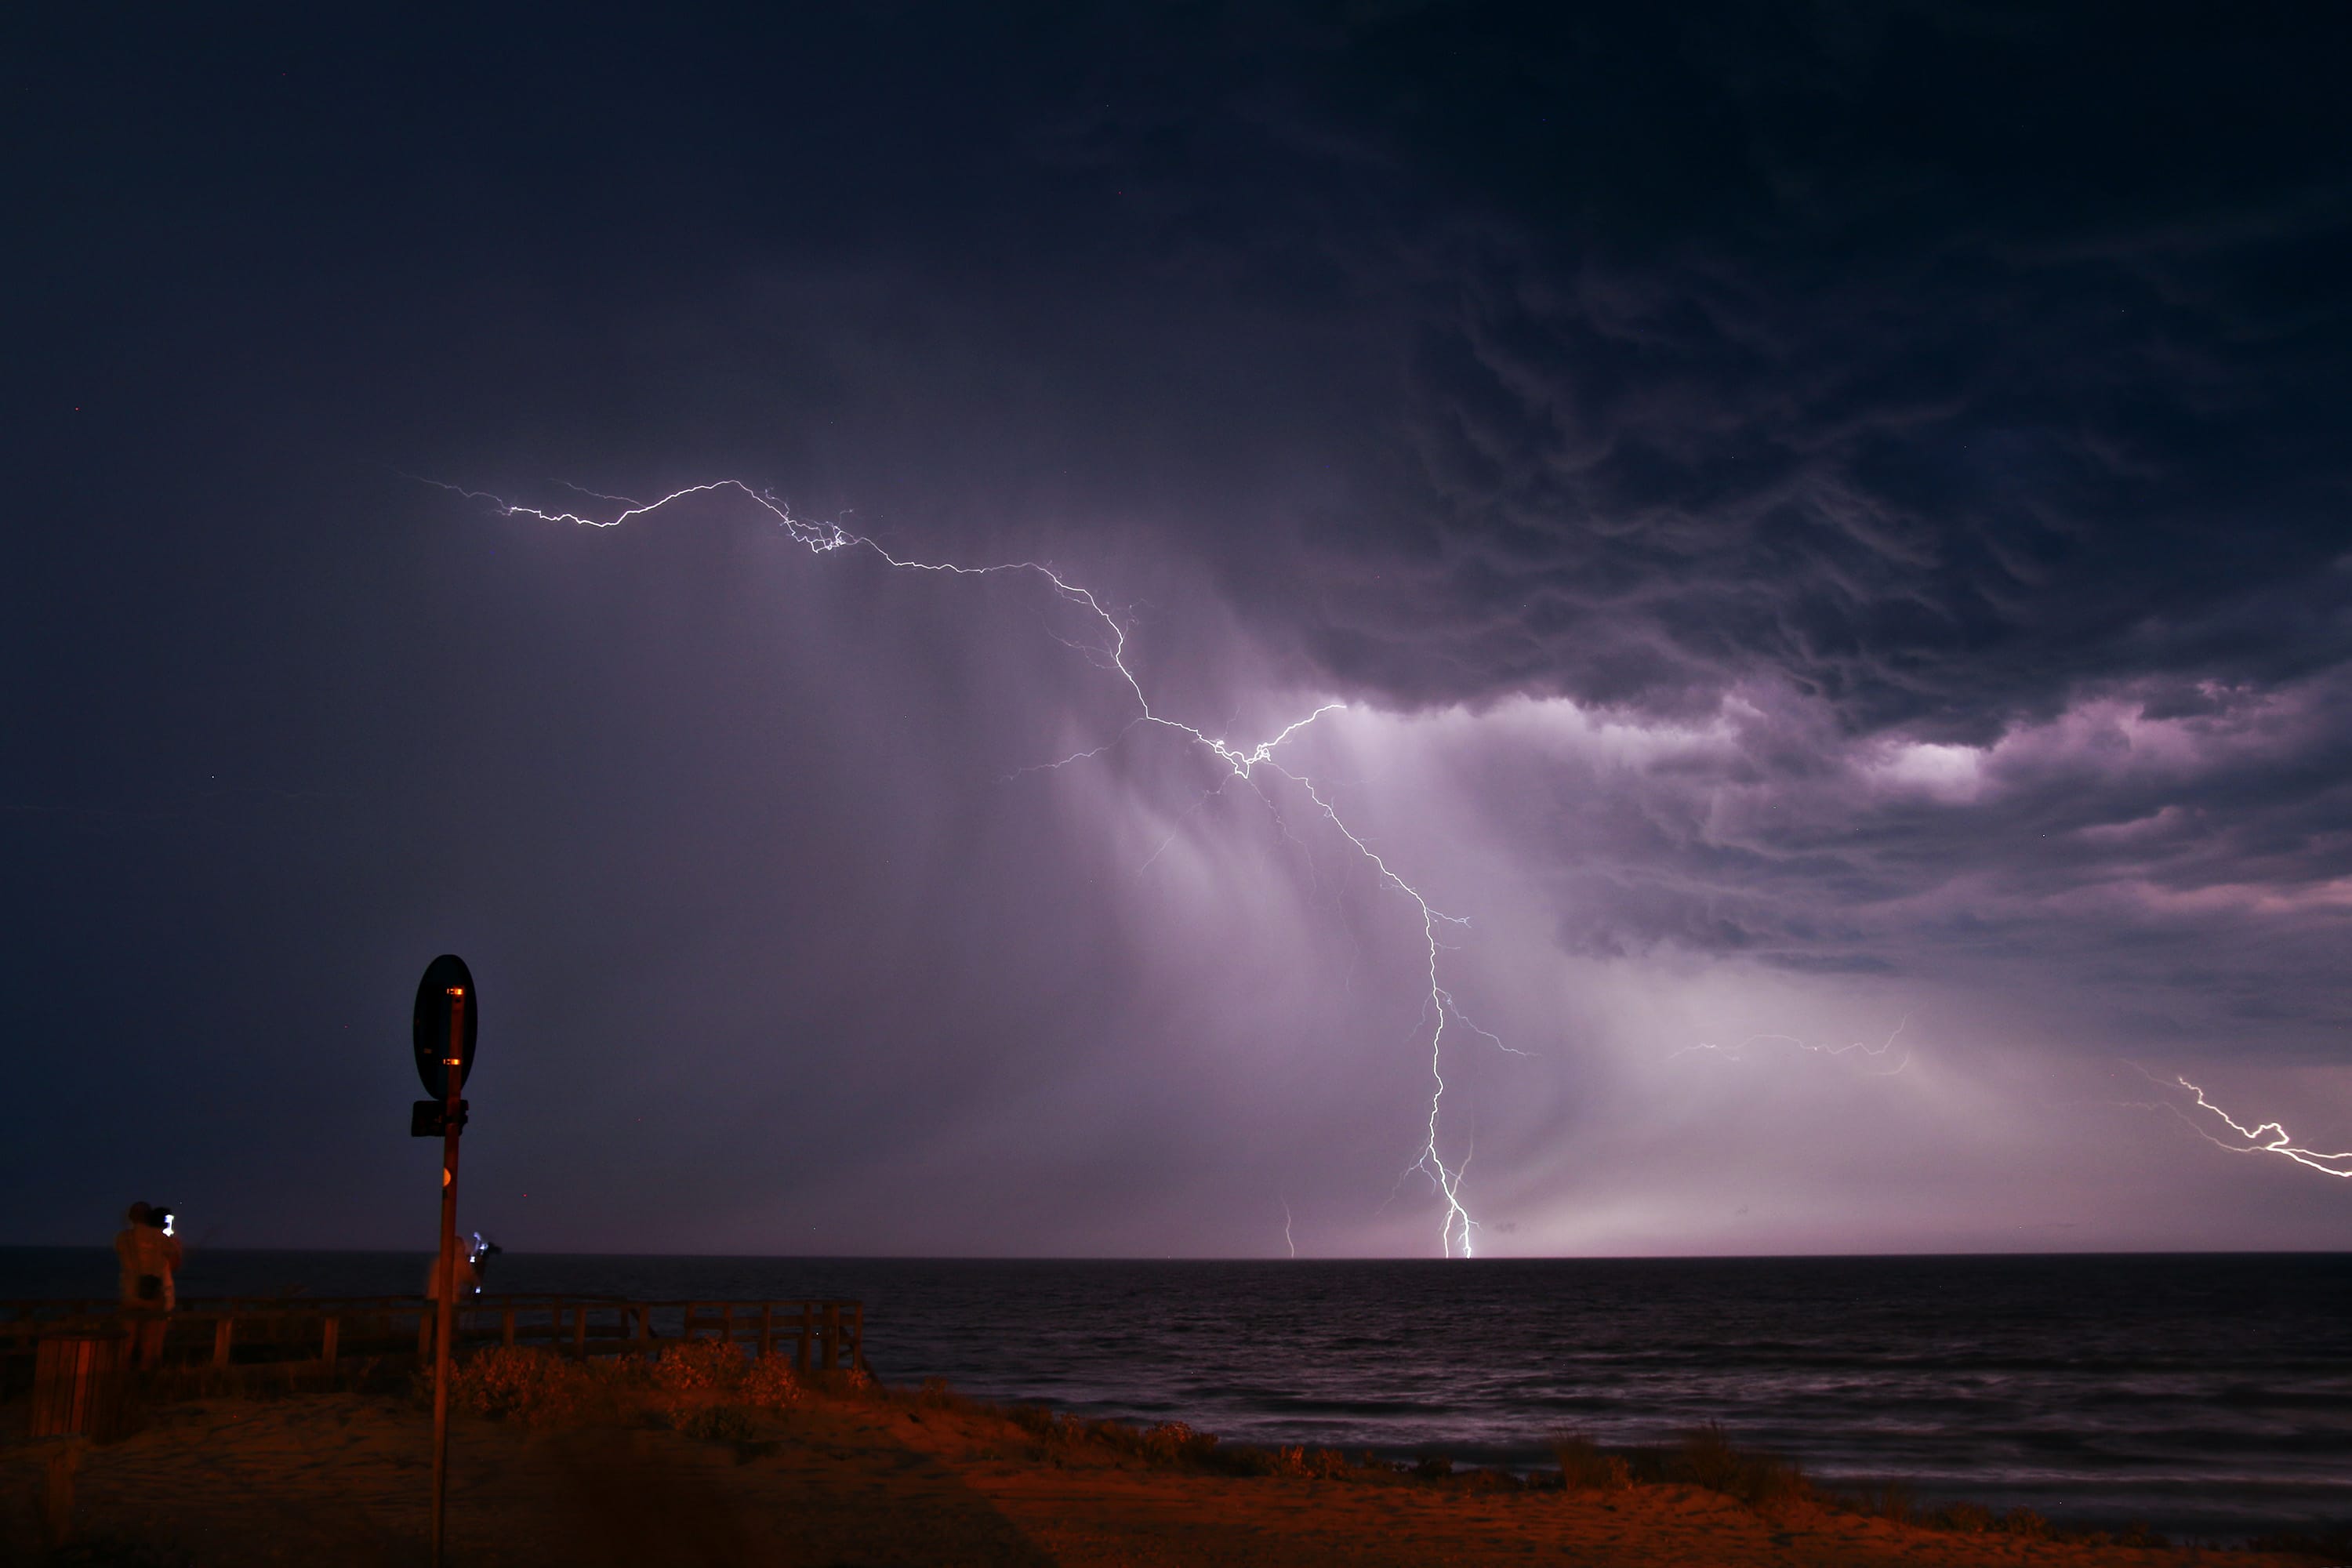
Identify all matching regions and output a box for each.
[5,1249,2344,1541]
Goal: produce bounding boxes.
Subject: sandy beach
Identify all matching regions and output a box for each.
[4,1371,2329,1567]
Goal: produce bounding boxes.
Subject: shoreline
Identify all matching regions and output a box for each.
[7,1254,2346,1549]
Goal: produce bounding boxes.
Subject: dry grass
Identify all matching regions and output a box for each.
[950,1398,1366,1481]
[118,1358,2236,1558]
[1551,1429,1632,1492]
[1546,1423,2087,1548]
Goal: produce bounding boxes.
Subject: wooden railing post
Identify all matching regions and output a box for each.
[502,1307,515,1348]
[822,1304,840,1370]
[795,1305,811,1373]
[212,1317,234,1370]
[321,1317,339,1370]
[759,1304,775,1361]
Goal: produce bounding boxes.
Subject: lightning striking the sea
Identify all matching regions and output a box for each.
[434,478,1497,1255]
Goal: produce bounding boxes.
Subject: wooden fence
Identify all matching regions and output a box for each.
[0,1294,867,1381]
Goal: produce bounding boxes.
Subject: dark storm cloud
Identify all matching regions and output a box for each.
[8,3,2349,1254]
[1095,6,2352,743]
[1022,3,2352,1072]
[1349,212,2352,735]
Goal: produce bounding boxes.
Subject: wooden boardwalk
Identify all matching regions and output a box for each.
[1,1293,868,1379]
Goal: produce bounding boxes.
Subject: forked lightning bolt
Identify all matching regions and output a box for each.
[432,478,1496,1255]
[2140,1069,2352,1179]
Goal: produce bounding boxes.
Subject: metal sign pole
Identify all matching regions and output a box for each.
[430,985,464,1568]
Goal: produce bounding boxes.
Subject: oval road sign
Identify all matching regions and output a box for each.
[412,953,479,1099]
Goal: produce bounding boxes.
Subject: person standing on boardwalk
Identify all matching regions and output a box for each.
[114,1201,181,1367]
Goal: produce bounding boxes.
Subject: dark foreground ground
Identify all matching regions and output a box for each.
[2,1374,2336,1567]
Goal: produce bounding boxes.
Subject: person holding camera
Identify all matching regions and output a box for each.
[114,1201,182,1367]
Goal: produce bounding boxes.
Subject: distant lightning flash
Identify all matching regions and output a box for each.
[438,478,1497,1255]
[1671,1015,1913,1076]
[2136,1069,2352,1179]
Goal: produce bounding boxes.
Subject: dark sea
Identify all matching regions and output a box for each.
[6,1249,2344,1542]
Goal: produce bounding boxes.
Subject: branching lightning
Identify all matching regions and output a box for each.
[435,478,1501,1255]
[2132,1067,2352,1179]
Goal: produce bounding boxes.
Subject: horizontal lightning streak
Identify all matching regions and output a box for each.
[439,477,1498,1255]
[2146,1070,2352,1179]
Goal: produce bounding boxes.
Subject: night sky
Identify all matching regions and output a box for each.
[9,5,2349,1257]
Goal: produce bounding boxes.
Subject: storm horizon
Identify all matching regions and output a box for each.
[8,5,2349,1258]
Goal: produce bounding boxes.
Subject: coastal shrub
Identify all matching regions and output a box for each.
[1729,1452,1809,1510]
[1551,1431,1632,1493]
[918,1377,958,1409]
[2115,1521,2169,1549]
[1005,1403,1092,1446]
[1081,1416,1206,1468]
[1676,1424,1740,1492]
[652,1338,748,1398]
[800,1363,877,1396]
[2000,1507,2049,1538]
[1847,1481,1912,1523]
[1140,1421,1218,1465]
[740,1355,802,1411]
[1271,1446,1348,1480]
[1080,1417,1266,1472]
[1413,1453,1454,1479]
[1661,1424,1808,1510]
[1071,1418,1134,1455]
[448,1347,603,1427]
